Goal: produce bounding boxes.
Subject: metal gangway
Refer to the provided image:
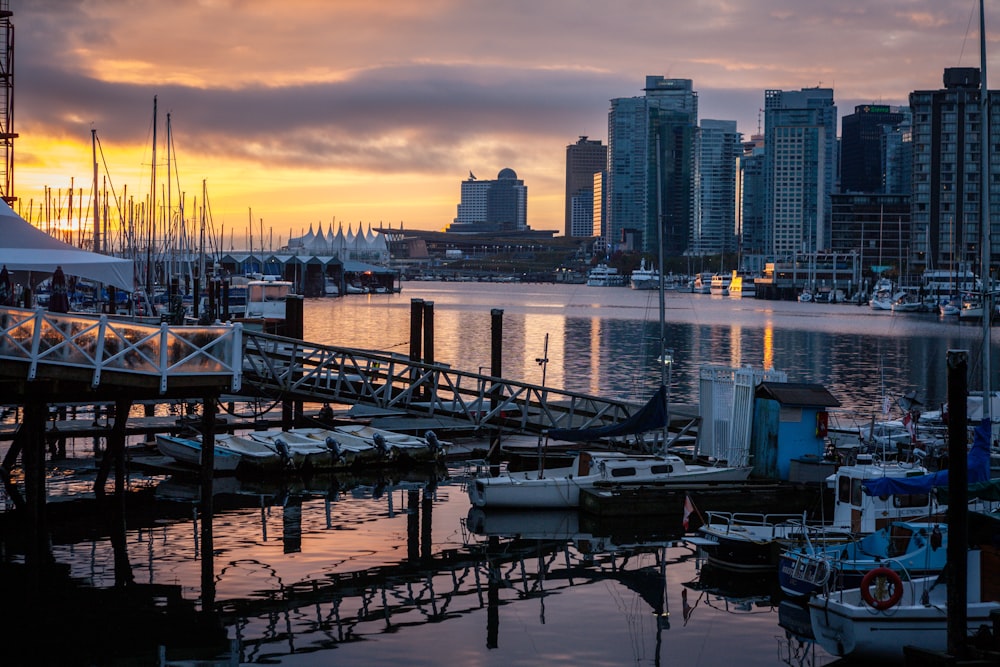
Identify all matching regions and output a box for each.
[0,306,643,436]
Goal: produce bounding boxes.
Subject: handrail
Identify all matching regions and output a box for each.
[0,306,242,392]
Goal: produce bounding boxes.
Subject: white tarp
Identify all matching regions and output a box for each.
[0,199,134,291]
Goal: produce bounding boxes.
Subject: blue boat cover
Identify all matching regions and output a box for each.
[546,385,667,442]
[861,418,992,496]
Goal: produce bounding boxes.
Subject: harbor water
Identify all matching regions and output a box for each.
[5,281,996,666]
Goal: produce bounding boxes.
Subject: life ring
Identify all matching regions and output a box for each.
[860,567,903,610]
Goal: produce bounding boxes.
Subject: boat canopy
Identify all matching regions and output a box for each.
[861,419,992,496]
[546,385,667,442]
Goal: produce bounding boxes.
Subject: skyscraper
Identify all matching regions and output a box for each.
[763,87,837,256]
[607,77,698,257]
[694,119,741,255]
[565,136,607,237]
[840,104,909,193]
[909,67,999,274]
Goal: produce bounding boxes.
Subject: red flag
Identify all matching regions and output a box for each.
[682,494,695,530]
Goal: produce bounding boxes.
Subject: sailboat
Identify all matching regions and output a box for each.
[810,3,999,660]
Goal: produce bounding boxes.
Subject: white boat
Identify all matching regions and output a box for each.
[687,456,940,570]
[869,277,895,311]
[692,271,713,294]
[629,259,660,290]
[586,263,624,287]
[467,449,752,509]
[808,519,1000,662]
[244,274,294,320]
[709,273,731,296]
[154,434,243,472]
[797,289,813,303]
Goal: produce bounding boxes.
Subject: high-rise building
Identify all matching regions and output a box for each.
[909,67,999,274]
[607,77,698,257]
[565,136,607,237]
[739,134,767,261]
[840,105,910,193]
[451,168,528,232]
[693,119,741,255]
[763,87,838,257]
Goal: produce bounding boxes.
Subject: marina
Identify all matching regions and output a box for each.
[3,281,1000,665]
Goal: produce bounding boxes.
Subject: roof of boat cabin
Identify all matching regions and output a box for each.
[755,382,841,408]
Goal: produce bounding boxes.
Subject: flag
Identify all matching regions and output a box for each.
[682,494,695,531]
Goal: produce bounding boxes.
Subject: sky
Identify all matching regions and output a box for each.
[7,0,994,248]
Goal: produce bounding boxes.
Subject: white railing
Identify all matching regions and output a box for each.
[0,307,242,393]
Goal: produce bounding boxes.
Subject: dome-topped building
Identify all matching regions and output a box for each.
[451,168,527,232]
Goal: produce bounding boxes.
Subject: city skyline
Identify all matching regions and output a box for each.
[8,0,992,245]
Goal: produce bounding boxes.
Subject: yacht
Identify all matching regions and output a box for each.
[709,273,731,296]
[692,271,714,294]
[728,272,755,298]
[629,259,660,290]
[586,263,624,287]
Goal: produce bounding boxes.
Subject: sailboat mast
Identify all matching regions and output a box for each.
[655,132,670,451]
[980,0,992,424]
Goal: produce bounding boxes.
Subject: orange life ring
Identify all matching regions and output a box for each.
[860,567,903,610]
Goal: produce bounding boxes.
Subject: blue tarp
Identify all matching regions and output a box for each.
[861,418,992,496]
[546,385,667,442]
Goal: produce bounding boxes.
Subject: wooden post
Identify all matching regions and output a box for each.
[200,392,218,608]
[490,309,503,413]
[945,349,969,659]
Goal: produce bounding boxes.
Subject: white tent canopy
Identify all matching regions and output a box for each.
[0,199,134,292]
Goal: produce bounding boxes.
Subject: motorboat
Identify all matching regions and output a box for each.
[629,258,660,290]
[709,273,731,296]
[685,456,940,571]
[868,277,896,311]
[154,433,243,472]
[808,512,1000,662]
[467,449,753,509]
[777,520,949,599]
[727,272,756,298]
[586,263,625,287]
[244,274,294,320]
[692,271,714,294]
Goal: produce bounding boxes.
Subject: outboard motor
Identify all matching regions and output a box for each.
[373,432,389,458]
[425,430,442,457]
[275,438,292,465]
[325,436,344,464]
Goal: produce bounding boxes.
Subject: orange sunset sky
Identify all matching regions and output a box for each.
[8,0,992,248]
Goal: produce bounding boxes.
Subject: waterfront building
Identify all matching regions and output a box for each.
[830,193,912,282]
[693,119,741,256]
[763,87,838,257]
[909,67,1000,275]
[451,168,528,232]
[607,76,697,257]
[565,136,607,237]
[840,105,910,194]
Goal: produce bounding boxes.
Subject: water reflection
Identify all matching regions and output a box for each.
[304,283,996,415]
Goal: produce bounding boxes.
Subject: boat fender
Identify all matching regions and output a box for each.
[860,567,903,610]
[815,411,829,439]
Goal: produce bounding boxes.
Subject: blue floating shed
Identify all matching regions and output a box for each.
[751,382,841,481]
